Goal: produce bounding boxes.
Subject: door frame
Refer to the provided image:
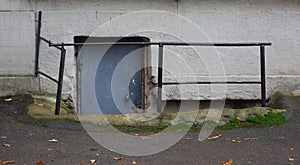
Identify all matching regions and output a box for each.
[74,36,150,114]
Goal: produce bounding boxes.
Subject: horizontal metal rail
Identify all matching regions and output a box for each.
[162,81,261,85]
[49,42,271,47]
[40,37,62,50]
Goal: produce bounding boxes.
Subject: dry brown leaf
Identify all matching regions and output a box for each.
[231,139,241,143]
[4,98,12,102]
[186,137,193,140]
[208,134,222,140]
[289,157,295,161]
[37,103,44,107]
[243,137,258,141]
[225,138,231,141]
[222,159,233,165]
[289,147,295,151]
[2,160,16,164]
[3,143,11,147]
[134,134,139,136]
[48,139,58,142]
[36,160,44,165]
[139,136,151,140]
[0,136,7,139]
[132,161,137,164]
[90,159,97,164]
[112,157,123,160]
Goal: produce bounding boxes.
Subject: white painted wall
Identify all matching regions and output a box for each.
[0,0,299,102]
[0,12,35,75]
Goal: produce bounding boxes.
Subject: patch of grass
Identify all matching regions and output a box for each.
[218,118,243,130]
[111,112,287,133]
[247,112,286,126]
[112,123,209,133]
[189,125,201,132]
[205,120,218,128]
[113,125,167,133]
[219,112,286,130]
[63,117,80,123]
[32,96,74,114]
[164,123,191,133]
[90,148,99,151]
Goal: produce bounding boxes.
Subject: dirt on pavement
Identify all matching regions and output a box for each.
[0,94,299,165]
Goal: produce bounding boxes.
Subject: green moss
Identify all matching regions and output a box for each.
[164,123,191,132]
[247,113,286,126]
[33,96,74,114]
[219,112,286,130]
[90,148,99,151]
[113,125,167,133]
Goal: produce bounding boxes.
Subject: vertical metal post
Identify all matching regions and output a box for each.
[35,11,42,76]
[55,44,66,115]
[157,43,164,112]
[260,45,266,107]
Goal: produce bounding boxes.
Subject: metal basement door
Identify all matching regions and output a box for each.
[76,37,147,114]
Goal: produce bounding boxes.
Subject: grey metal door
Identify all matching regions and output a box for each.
[77,37,145,114]
[95,44,143,114]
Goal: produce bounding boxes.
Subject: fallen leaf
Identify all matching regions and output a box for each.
[4,98,12,102]
[47,148,53,151]
[37,103,44,107]
[112,157,123,160]
[231,139,241,143]
[225,138,231,141]
[48,139,58,142]
[289,157,295,161]
[132,161,137,164]
[90,159,97,164]
[222,159,233,165]
[0,136,7,139]
[2,160,16,164]
[96,153,100,156]
[289,147,295,151]
[186,137,193,140]
[139,136,151,140]
[3,143,11,147]
[37,160,44,165]
[134,134,139,136]
[208,134,222,140]
[104,155,109,158]
[243,137,258,141]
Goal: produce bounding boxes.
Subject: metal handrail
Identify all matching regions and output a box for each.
[35,11,271,114]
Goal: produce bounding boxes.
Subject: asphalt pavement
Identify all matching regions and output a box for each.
[0,95,299,165]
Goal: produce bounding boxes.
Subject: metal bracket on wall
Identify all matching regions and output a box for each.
[35,11,271,115]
